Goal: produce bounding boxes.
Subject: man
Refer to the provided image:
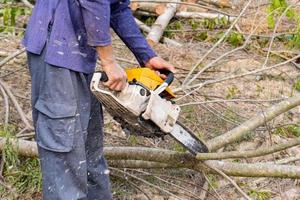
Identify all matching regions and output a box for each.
[23,0,175,199]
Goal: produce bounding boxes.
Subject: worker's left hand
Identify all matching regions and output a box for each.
[145,57,176,79]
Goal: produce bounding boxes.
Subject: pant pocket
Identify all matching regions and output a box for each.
[35,100,77,152]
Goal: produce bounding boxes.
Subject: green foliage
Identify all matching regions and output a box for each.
[288,13,300,49]
[267,0,300,49]
[144,17,156,26]
[203,17,229,30]
[128,135,138,145]
[226,86,239,99]
[0,127,42,198]
[267,0,292,28]
[172,142,186,153]
[206,175,219,190]
[294,79,300,91]
[0,1,31,34]
[248,190,271,200]
[164,20,182,38]
[286,125,300,137]
[274,125,300,137]
[227,32,244,47]
[188,19,200,30]
[196,31,208,41]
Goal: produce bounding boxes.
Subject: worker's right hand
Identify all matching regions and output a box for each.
[102,61,127,91]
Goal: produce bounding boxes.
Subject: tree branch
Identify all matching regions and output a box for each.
[206,95,300,151]
[1,139,300,179]
[197,137,300,160]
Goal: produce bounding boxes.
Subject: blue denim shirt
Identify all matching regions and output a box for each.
[23,0,156,74]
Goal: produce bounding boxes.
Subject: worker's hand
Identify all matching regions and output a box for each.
[145,57,176,79]
[102,61,127,91]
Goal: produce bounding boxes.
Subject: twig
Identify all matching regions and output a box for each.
[137,172,219,199]
[276,156,300,164]
[197,137,300,160]
[207,166,252,200]
[0,84,9,125]
[262,4,296,68]
[110,173,152,200]
[206,94,300,151]
[179,98,286,106]
[111,167,186,200]
[182,0,252,86]
[0,79,33,130]
[0,48,26,68]
[130,169,203,200]
[175,54,300,98]
[20,0,33,8]
[203,174,224,200]
[199,181,209,200]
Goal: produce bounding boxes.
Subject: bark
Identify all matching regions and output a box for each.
[200,0,231,8]
[206,95,300,151]
[204,160,300,178]
[1,138,300,179]
[131,2,167,15]
[146,0,179,46]
[175,11,235,21]
[131,2,234,21]
[197,137,300,160]
[135,18,182,46]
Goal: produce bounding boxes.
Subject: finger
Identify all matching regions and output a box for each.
[109,82,119,90]
[104,80,114,88]
[112,80,126,92]
[159,73,167,79]
[166,64,176,73]
[115,82,125,91]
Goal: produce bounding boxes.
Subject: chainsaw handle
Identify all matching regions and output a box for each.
[158,69,174,86]
[154,69,174,95]
[95,71,109,82]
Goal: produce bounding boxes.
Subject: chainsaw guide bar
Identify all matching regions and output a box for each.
[91,68,208,154]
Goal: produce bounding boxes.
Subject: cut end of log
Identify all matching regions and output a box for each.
[219,0,231,8]
[130,2,139,11]
[147,39,157,47]
[155,4,167,15]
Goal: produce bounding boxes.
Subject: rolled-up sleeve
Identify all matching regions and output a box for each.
[110,0,156,66]
[79,0,112,46]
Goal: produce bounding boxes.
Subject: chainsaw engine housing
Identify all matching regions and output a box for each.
[90,68,180,137]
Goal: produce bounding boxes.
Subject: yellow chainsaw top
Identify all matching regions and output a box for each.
[126,68,175,98]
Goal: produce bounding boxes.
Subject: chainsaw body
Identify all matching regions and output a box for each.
[91,68,208,154]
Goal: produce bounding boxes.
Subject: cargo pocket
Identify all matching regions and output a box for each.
[35,101,77,152]
[34,65,78,152]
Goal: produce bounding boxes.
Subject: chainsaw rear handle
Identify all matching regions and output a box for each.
[95,71,109,82]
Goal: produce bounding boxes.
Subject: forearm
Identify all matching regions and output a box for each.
[110,1,156,66]
[96,45,116,67]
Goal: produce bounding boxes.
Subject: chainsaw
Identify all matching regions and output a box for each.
[90,68,208,154]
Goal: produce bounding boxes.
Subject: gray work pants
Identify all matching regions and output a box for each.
[27,49,112,200]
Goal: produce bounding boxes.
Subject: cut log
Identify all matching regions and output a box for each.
[131,2,167,15]
[146,0,179,46]
[175,11,235,21]
[135,18,182,46]
[200,0,231,8]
